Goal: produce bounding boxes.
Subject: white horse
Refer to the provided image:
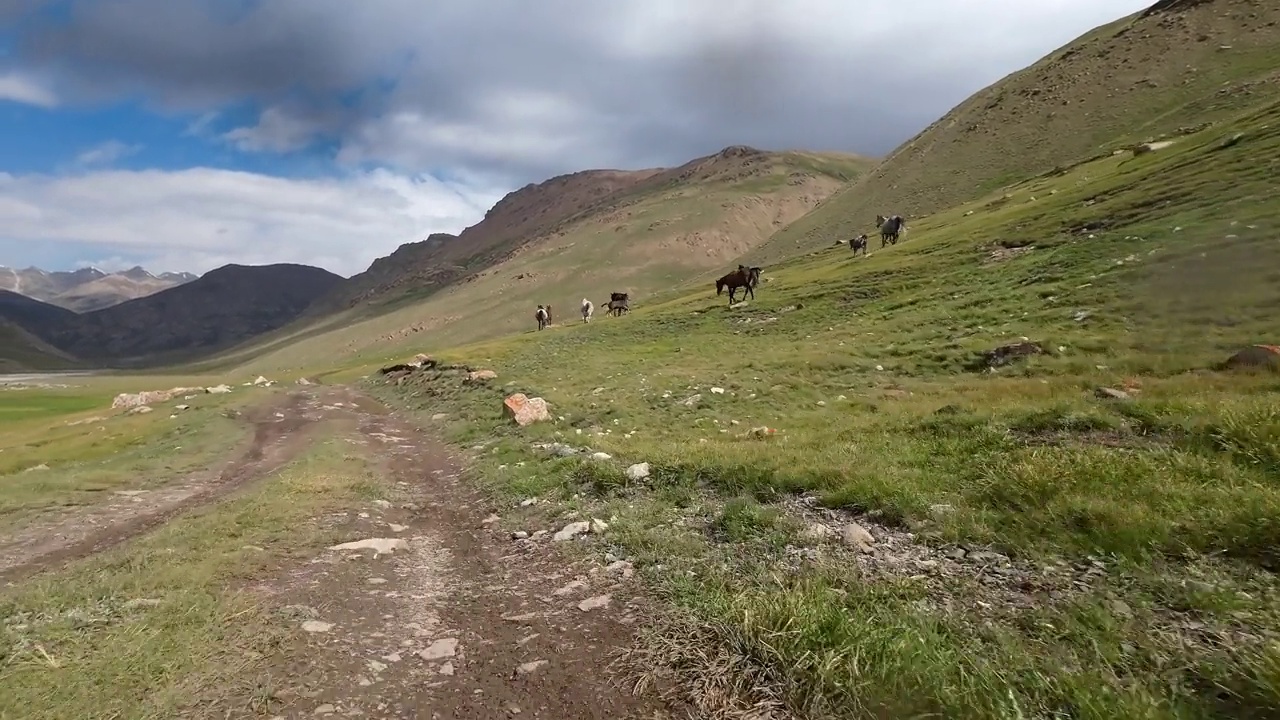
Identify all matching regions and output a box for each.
[581,298,594,323]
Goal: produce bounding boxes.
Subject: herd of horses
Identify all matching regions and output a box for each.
[533,214,906,330]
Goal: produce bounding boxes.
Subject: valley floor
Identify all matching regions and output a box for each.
[1,385,669,719]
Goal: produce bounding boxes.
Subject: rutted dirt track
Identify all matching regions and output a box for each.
[1,387,673,719]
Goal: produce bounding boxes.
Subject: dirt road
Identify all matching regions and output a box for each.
[0,386,672,719]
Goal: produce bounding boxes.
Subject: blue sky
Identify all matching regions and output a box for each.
[0,0,1153,277]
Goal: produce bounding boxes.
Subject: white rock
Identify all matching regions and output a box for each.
[590,452,613,461]
[577,595,612,612]
[417,638,459,661]
[590,518,609,534]
[841,522,876,552]
[328,538,408,555]
[710,387,725,394]
[253,376,270,385]
[553,580,588,597]
[438,661,455,676]
[388,524,408,533]
[372,499,393,509]
[516,660,549,675]
[625,462,650,481]
[553,521,591,542]
[520,497,539,507]
[512,531,529,540]
[301,620,334,633]
[206,384,233,394]
[313,704,336,716]
[801,523,837,543]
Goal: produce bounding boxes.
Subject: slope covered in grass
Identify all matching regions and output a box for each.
[209,147,871,378]
[364,101,1280,717]
[754,0,1280,262]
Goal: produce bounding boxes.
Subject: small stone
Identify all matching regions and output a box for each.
[328,538,407,555]
[367,660,388,673]
[301,620,334,633]
[1094,387,1131,401]
[710,387,725,394]
[418,638,459,661]
[801,523,837,543]
[590,452,612,461]
[577,595,612,612]
[516,660,549,676]
[553,580,588,597]
[388,523,408,532]
[431,413,448,421]
[590,518,609,534]
[625,463,650,481]
[553,521,591,542]
[482,513,501,525]
[841,522,876,552]
[606,560,635,578]
[438,661,455,676]
[520,498,538,507]
[372,499,393,509]
[512,531,529,540]
[366,577,388,585]
[313,705,336,716]
[945,548,967,560]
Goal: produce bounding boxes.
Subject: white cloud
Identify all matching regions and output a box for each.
[222,106,319,152]
[0,168,506,276]
[0,72,57,108]
[75,140,143,166]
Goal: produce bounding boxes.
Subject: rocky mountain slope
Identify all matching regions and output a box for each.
[753,0,1279,261]
[1,264,341,368]
[0,265,199,313]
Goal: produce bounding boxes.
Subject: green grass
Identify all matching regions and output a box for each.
[0,438,383,720]
[369,101,1280,718]
[0,378,259,518]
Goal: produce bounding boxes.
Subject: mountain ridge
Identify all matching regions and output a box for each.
[0,264,201,313]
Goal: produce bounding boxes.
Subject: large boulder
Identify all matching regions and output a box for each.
[1220,345,1280,371]
[503,393,552,426]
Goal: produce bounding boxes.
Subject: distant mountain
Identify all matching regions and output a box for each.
[0,263,344,367]
[0,264,200,313]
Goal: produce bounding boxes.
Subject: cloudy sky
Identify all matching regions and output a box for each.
[0,0,1151,278]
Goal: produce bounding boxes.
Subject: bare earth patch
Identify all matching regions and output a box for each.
[248,387,671,718]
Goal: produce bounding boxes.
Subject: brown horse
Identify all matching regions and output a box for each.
[715,265,762,305]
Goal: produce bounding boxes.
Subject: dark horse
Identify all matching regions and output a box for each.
[850,234,868,256]
[535,305,549,330]
[715,265,762,305]
[876,214,906,247]
[607,292,630,317]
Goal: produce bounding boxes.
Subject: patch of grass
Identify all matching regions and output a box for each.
[367,102,1280,717]
[0,385,250,518]
[0,438,380,720]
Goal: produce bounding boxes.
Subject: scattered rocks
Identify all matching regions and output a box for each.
[328,538,408,556]
[111,387,202,409]
[625,462,651,481]
[678,394,702,408]
[503,393,553,426]
[417,638,459,661]
[606,560,635,579]
[253,376,271,386]
[577,595,612,612]
[205,384,233,394]
[301,620,334,633]
[801,523,838,544]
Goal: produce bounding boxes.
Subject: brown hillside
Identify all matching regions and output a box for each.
[320,168,660,310]
[757,0,1278,259]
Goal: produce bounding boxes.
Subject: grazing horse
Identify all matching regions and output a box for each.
[535,305,549,330]
[715,265,762,305]
[850,234,868,256]
[581,298,594,323]
[876,214,906,247]
[607,292,630,317]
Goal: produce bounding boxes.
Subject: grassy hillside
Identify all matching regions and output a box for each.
[332,98,1280,717]
[196,147,872,377]
[0,320,81,373]
[753,0,1280,262]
